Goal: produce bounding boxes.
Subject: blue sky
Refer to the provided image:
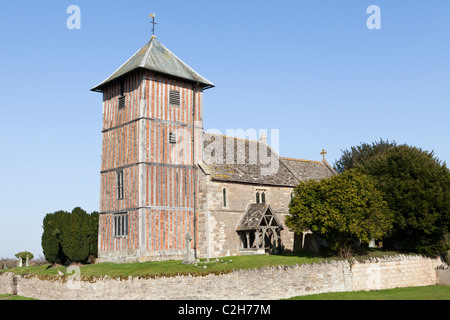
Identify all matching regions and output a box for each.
[0,1,449,259]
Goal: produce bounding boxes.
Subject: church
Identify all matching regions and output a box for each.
[91,33,336,263]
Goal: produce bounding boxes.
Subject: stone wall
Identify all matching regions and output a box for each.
[0,272,14,295]
[436,267,450,286]
[0,255,446,300]
[197,170,296,259]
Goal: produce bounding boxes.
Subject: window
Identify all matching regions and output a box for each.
[223,188,227,207]
[118,95,125,109]
[169,89,181,107]
[169,132,177,144]
[118,81,125,109]
[114,213,128,237]
[117,171,124,200]
[256,189,266,204]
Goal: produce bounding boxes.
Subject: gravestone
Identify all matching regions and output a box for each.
[18,255,22,268]
[25,255,30,267]
[182,233,197,265]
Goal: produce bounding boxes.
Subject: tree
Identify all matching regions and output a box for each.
[334,139,397,173]
[15,251,34,264]
[41,210,69,265]
[60,207,91,263]
[41,207,99,264]
[358,145,450,256]
[286,170,393,258]
[88,211,99,259]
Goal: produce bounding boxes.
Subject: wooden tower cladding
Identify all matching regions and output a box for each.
[92,37,213,262]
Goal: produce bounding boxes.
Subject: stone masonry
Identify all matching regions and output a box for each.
[0,255,447,300]
[197,171,296,259]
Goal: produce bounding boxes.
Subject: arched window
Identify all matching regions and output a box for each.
[256,189,266,204]
[222,188,227,207]
[114,212,128,237]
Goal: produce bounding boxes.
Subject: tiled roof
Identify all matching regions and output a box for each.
[236,203,282,231]
[280,157,337,182]
[201,133,337,187]
[201,133,299,187]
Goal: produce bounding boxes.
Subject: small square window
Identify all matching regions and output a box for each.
[169,132,177,144]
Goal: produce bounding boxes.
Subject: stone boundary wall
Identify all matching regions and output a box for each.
[0,255,447,300]
[436,267,450,286]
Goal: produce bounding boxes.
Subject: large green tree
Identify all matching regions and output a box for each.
[334,139,397,173]
[41,207,98,264]
[286,170,393,258]
[60,207,91,263]
[357,145,450,256]
[88,211,99,259]
[41,210,69,264]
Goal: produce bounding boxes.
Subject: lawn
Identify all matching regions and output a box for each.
[0,294,37,300]
[1,253,326,278]
[286,285,450,300]
[0,249,409,279]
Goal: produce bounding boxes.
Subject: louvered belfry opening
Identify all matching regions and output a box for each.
[118,95,125,109]
[169,89,180,107]
[118,80,125,109]
[236,203,283,252]
[169,132,177,144]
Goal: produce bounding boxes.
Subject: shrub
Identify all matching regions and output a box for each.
[14,252,34,264]
[41,210,69,264]
[60,207,91,263]
[41,207,98,264]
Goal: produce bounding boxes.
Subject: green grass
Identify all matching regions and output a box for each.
[1,251,446,301]
[0,249,406,279]
[1,253,325,278]
[0,294,38,300]
[286,285,450,300]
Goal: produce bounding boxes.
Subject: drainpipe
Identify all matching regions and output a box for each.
[192,82,199,259]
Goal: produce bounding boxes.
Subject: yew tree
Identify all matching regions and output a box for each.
[41,210,69,265]
[357,145,450,256]
[41,207,98,264]
[334,139,397,173]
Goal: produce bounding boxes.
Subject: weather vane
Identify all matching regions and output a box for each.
[149,13,157,38]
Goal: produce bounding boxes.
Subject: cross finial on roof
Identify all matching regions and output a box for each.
[149,13,157,38]
[320,149,327,161]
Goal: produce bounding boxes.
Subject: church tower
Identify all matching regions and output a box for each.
[92,34,214,262]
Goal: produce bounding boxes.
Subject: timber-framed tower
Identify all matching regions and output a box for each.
[92,35,214,262]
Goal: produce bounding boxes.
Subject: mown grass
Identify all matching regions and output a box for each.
[1,253,323,278]
[0,249,405,279]
[0,294,38,300]
[285,285,450,300]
